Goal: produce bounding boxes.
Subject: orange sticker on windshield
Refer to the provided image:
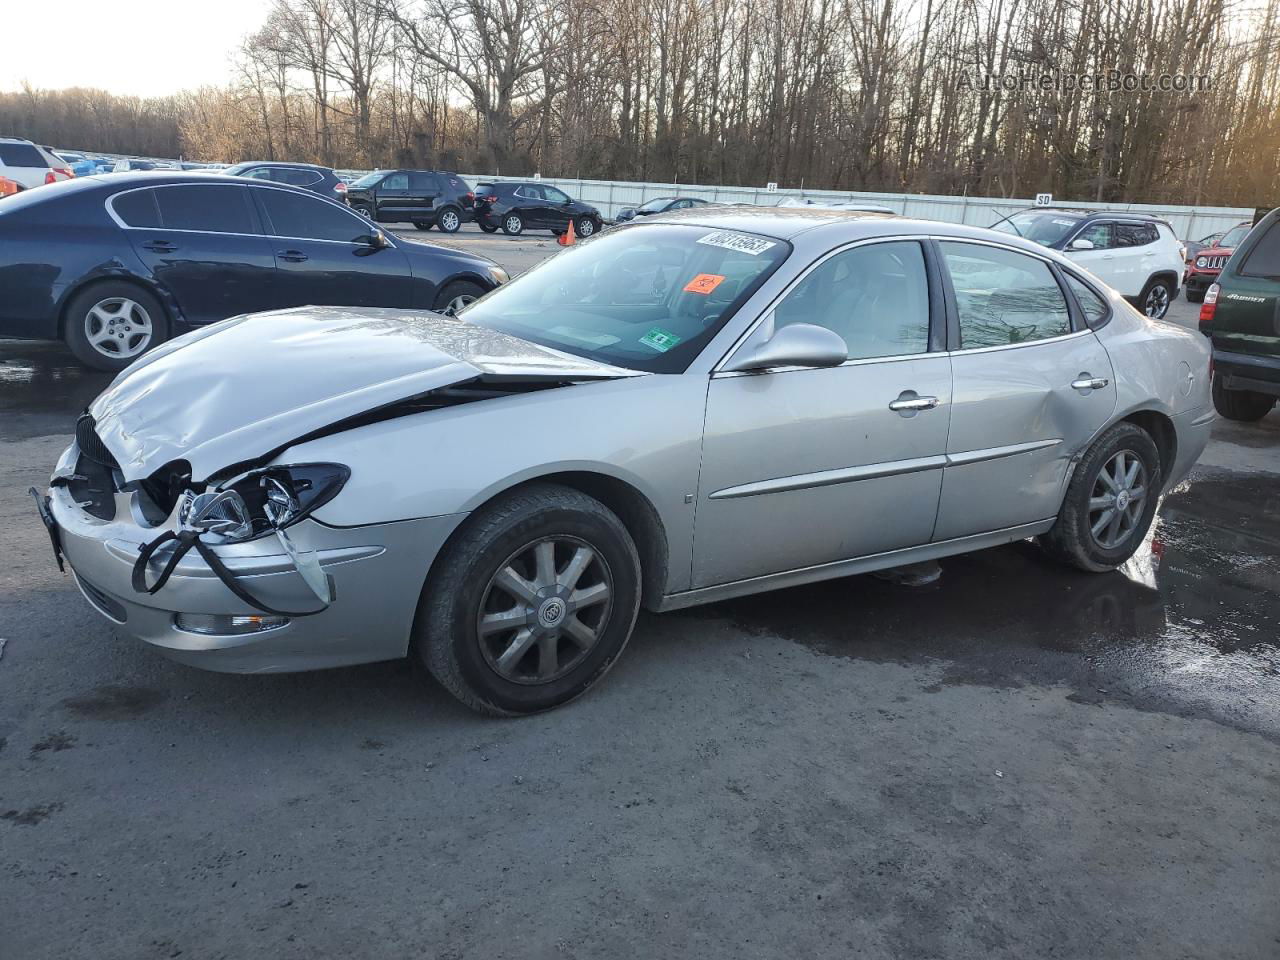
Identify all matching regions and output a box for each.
[683,273,726,295]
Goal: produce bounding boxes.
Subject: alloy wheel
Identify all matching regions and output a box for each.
[440,210,460,232]
[578,218,595,237]
[476,536,614,684]
[84,297,153,360]
[505,215,522,234]
[1143,283,1170,318]
[443,293,477,316]
[1088,449,1148,549]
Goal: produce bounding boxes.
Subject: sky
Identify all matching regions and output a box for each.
[0,0,271,98]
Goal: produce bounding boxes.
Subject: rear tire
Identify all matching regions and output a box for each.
[1038,421,1161,572]
[436,206,462,233]
[1212,373,1276,421]
[63,282,169,372]
[479,222,498,233]
[1139,277,1174,318]
[501,213,524,236]
[414,483,642,716]
[413,221,432,231]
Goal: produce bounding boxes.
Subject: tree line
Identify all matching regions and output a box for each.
[4,0,1279,206]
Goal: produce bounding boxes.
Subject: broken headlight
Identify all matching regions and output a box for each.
[214,463,350,542]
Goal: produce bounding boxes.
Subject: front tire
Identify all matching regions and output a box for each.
[415,484,642,715]
[501,213,524,236]
[433,279,487,316]
[1212,373,1276,421]
[413,220,433,231]
[575,216,598,238]
[1140,277,1174,318]
[1039,421,1161,572]
[63,282,169,372]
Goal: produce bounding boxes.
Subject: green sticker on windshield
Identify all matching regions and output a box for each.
[639,327,682,353]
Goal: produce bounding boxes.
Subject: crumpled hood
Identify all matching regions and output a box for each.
[88,306,634,483]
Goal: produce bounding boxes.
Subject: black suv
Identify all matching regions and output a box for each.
[1199,208,1280,422]
[222,161,347,200]
[345,169,474,233]
[474,181,603,238]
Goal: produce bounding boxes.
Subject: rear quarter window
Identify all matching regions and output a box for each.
[1240,222,1280,278]
[0,143,49,167]
[112,189,161,228]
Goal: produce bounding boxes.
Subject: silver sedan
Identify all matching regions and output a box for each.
[38,210,1214,714]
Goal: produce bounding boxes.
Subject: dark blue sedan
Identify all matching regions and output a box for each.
[0,173,508,370]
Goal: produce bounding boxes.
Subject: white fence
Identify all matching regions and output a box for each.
[437,174,1250,240]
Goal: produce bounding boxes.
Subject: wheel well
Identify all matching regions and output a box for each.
[1123,409,1177,478]
[1147,270,1180,291]
[57,276,169,339]
[435,472,670,611]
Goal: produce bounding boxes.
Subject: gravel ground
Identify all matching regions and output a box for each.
[1,232,1277,959]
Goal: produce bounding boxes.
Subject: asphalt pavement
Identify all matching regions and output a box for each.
[1,232,1277,959]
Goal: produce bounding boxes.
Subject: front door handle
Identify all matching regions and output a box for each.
[888,391,940,415]
[1071,376,1110,391]
[279,250,309,263]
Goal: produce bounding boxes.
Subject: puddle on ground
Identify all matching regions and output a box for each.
[708,469,1280,738]
[0,339,111,439]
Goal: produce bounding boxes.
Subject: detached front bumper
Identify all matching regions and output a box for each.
[47,481,466,674]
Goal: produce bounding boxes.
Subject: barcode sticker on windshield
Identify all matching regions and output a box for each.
[1051,218,1076,226]
[696,231,777,256]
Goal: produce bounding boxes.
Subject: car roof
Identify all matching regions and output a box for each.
[232,160,332,170]
[1024,207,1169,226]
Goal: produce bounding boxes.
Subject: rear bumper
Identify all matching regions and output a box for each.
[49,481,467,673]
[1214,348,1280,396]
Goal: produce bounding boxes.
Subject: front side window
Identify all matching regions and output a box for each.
[381,173,409,190]
[774,240,930,360]
[1219,224,1250,248]
[940,242,1072,348]
[459,223,789,373]
[544,186,571,204]
[639,197,674,214]
[239,167,273,180]
[154,185,253,234]
[254,188,370,242]
[0,142,49,167]
[1074,222,1113,250]
[351,172,384,189]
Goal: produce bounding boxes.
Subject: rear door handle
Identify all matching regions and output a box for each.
[1071,376,1110,391]
[889,392,940,414]
[142,240,177,253]
[279,250,309,263]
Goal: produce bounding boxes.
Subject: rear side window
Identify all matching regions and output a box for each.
[254,188,368,242]
[1115,223,1158,247]
[409,172,439,192]
[274,168,323,187]
[0,142,49,167]
[155,185,253,233]
[445,175,468,192]
[1065,274,1109,326]
[112,189,161,228]
[940,242,1072,348]
[475,184,496,197]
[1240,222,1280,278]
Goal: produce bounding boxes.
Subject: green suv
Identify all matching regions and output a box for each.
[1200,209,1280,421]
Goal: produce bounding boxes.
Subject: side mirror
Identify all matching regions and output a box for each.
[358,230,390,250]
[1070,237,1095,251]
[721,322,848,373]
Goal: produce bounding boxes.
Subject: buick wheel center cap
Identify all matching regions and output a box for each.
[1116,490,1131,510]
[538,598,566,628]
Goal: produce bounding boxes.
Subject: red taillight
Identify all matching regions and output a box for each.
[45,167,74,183]
[465,191,475,201]
[1199,282,1219,329]
[334,181,347,193]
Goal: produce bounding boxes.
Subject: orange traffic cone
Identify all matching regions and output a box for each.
[558,219,576,246]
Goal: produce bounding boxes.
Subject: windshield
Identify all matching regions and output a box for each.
[459,223,789,373]
[638,197,674,213]
[1219,224,1250,248]
[991,212,1082,246]
[351,171,384,188]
